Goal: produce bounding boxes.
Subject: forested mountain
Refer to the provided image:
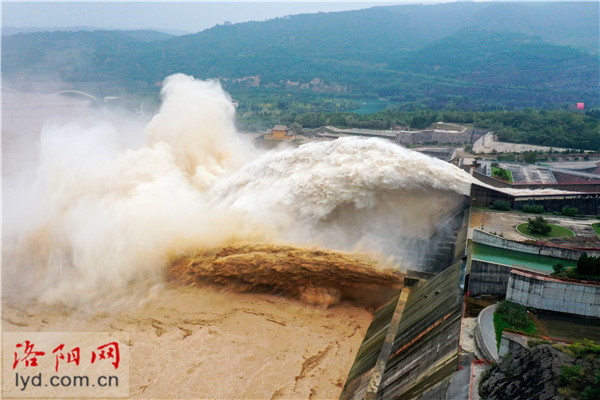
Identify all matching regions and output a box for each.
[2,2,598,109]
[1,27,175,41]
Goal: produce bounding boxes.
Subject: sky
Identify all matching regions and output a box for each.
[2,2,411,34]
[3,1,587,35]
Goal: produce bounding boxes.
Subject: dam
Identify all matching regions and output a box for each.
[2,76,478,398]
[11,75,600,399]
[341,197,470,399]
[342,180,600,398]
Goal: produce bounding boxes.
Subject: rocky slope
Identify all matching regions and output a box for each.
[480,344,593,400]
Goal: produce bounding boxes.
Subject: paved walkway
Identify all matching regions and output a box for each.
[469,362,492,400]
[476,303,499,362]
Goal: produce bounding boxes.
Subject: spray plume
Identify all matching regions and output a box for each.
[3,74,474,309]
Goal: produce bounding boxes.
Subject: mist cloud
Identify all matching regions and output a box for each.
[3,73,473,309]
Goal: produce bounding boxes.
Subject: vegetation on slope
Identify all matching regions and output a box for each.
[491,166,513,183]
[552,253,600,282]
[493,300,538,348]
[481,341,600,400]
[254,108,599,151]
[2,2,598,110]
[532,340,600,400]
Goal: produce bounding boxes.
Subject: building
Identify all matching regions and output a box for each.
[264,125,296,141]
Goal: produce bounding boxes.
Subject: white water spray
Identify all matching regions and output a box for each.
[3,74,474,308]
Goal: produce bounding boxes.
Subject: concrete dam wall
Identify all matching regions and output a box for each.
[377,261,465,400]
[341,189,471,399]
[469,260,512,296]
[394,129,485,147]
[341,261,467,400]
[507,269,600,318]
[472,229,600,261]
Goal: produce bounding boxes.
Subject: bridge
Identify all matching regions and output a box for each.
[2,87,119,103]
[49,90,98,101]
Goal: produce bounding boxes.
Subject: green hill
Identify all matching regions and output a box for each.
[2,2,598,109]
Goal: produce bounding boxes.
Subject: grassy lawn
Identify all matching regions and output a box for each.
[491,166,514,184]
[493,301,538,349]
[517,222,575,239]
[593,222,600,236]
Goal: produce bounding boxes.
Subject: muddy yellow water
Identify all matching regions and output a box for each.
[3,285,373,399]
[170,242,403,308]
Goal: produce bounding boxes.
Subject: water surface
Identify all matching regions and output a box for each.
[471,243,576,273]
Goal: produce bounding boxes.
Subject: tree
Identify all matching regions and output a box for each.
[289,122,303,135]
[301,112,328,128]
[493,169,510,181]
[577,253,600,276]
[491,200,511,211]
[522,151,538,164]
[577,253,594,275]
[523,204,544,214]
[562,207,578,217]
[552,262,565,275]
[527,216,552,235]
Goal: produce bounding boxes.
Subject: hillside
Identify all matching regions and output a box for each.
[1,27,175,41]
[2,2,598,109]
[480,342,600,400]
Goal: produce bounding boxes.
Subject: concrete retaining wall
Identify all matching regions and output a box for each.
[470,183,515,208]
[507,270,600,318]
[475,303,499,362]
[395,129,483,146]
[472,229,599,261]
[472,171,513,189]
[472,132,568,154]
[498,331,530,359]
[469,260,511,296]
[473,171,600,193]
